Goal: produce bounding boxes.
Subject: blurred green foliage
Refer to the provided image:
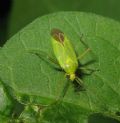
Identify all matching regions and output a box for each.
[0,0,120,45]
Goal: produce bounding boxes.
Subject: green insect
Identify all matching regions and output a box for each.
[30,28,94,91]
[50,28,91,85]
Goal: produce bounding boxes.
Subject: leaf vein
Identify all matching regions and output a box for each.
[19,32,28,50]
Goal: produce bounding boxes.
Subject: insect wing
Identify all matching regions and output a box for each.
[51,29,78,74]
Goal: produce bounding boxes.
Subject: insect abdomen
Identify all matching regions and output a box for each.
[51,28,78,74]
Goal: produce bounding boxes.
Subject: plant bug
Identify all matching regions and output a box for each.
[51,28,91,86]
[29,28,96,96]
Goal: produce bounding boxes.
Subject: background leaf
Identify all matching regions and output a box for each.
[7,0,120,40]
[0,114,10,123]
[1,0,120,45]
[0,80,13,116]
[0,12,120,122]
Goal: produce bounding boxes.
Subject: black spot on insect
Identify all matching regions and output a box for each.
[51,28,64,44]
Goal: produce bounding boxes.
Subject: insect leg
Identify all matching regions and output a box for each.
[79,67,99,74]
[78,34,97,60]
[58,80,70,101]
[77,48,91,60]
[54,79,70,104]
[79,34,89,48]
[28,49,60,67]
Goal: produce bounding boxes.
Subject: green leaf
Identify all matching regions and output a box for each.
[40,102,91,123]
[0,114,9,123]
[0,12,120,122]
[8,0,120,40]
[18,105,39,123]
[0,80,13,116]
